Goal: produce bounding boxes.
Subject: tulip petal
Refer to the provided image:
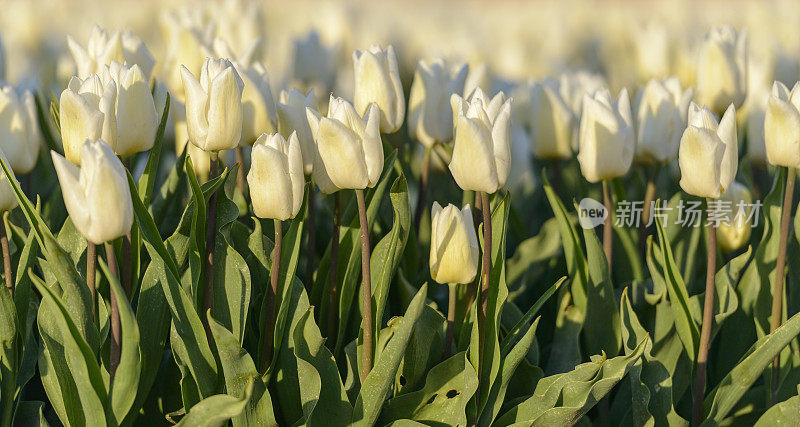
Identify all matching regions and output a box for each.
[206,66,244,151]
[449,115,498,193]
[59,89,104,165]
[317,117,368,189]
[679,127,724,198]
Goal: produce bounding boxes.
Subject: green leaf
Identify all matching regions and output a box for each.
[137,91,170,205]
[396,305,446,395]
[34,92,61,154]
[754,388,800,426]
[506,217,563,285]
[11,400,48,427]
[379,352,478,426]
[352,284,428,426]
[292,308,352,426]
[176,380,253,427]
[0,286,17,422]
[500,277,565,356]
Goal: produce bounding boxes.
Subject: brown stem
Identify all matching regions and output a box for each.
[640,168,657,259]
[356,189,374,379]
[465,191,481,314]
[305,186,316,292]
[771,167,795,403]
[87,242,97,322]
[260,219,282,374]
[327,192,341,346]
[413,146,433,235]
[478,191,492,398]
[203,153,219,341]
[122,233,132,297]
[603,181,613,275]
[105,242,121,384]
[693,201,717,426]
[235,146,247,199]
[444,283,457,357]
[1,218,12,298]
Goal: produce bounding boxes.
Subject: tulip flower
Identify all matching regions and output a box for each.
[764,81,800,169]
[408,58,468,147]
[248,132,305,221]
[429,201,479,355]
[102,62,159,157]
[59,74,116,165]
[696,26,748,115]
[517,78,575,161]
[213,37,262,69]
[160,9,214,103]
[448,88,512,194]
[577,88,634,183]
[67,25,155,80]
[234,61,278,146]
[277,89,316,175]
[180,58,244,152]
[353,45,404,133]
[635,78,693,165]
[717,181,753,253]
[464,62,490,99]
[678,103,738,199]
[0,84,41,174]
[291,31,336,95]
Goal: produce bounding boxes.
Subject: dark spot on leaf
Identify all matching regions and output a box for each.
[446,389,460,398]
[399,376,406,386]
[426,394,437,404]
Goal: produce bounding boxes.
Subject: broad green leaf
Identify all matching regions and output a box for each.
[754,388,800,426]
[176,380,253,427]
[352,284,428,426]
[137,91,170,205]
[379,352,478,426]
[11,400,48,427]
[501,277,565,355]
[506,217,562,286]
[0,286,17,421]
[396,304,446,395]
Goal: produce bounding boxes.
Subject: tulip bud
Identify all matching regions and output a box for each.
[634,78,693,164]
[213,37,262,68]
[577,88,634,183]
[67,25,155,80]
[59,74,116,165]
[291,31,336,94]
[764,81,800,168]
[51,140,133,244]
[353,45,404,133]
[160,10,214,103]
[633,23,670,81]
[306,96,382,191]
[517,78,575,160]
[0,84,41,174]
[449,89,512,194]
[0,150,19,213]
[234,61,278,146]
[717,181,753,253]
[429,202,479,285]
[102,62,159,157]
[247,132,305,221]
[558,70,607,118]
[678,103,738,198]
[277,89,316,175]
[180,58,244,152]
[464,62,490,99]
[696,26,748,115]
[407,58,467,147]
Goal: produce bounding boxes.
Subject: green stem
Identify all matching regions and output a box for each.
[478,191,492,400]
[327,193,341,346]
[445,283,457,357]
[602,181,613,274]
[261,219,282,374]
[693,199,717,426]
[1,216,11,298]
[105,242,121,384]
[771,166,795,403]
[203,152,219,341]
[356,189,373,379]
[87,242,96,323]
[413,145,433,236]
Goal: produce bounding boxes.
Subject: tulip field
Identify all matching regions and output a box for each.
[4,0,800,425]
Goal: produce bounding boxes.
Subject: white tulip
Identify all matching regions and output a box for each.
[234,61,277,146]
[306,96,382,191]
[577,88,634,183]
[353,45,404,133]
[277,89,316,175]
[101,62,159,157]
[463,62,490,99]
[0,84,41,174]
[407,58,467,147]
[517,78,575,160]
[59,74,116,165]
[764,81,800,169]
[180,58,244,152]
[212,36,262,68]
[160,9,214,103]
[247,132,305,221]
[678,103,738,198]
[634,78,693,164]
[717,181,753,253]
[51,140,133,244]
[633,23,670,81]
[429,202,479,285]
[67,25,155,80]
[291,31,336,93]
[449,88,512,194]
[0,149,19,213]
[696,26,748,115]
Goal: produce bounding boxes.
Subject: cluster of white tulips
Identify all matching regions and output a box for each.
[3,0,800,425]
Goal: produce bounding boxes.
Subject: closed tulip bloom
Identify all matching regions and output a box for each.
[717,181,753,252]
[0,150,19,213]
[635,78,693,164]
[764,81,800,168]
[235,61,278,146]
[102,62,159,157]
[429,202,479,285]
[277,89,316,175]
[353,45,404,133]
[0,84,41,174]
[51,140,133,244]
[291,31,336,93]
[247,132,305,221]
[696,26,748,115]
[407,58,467,147]
[577,88,634,183]
[449,89,512,194]
[678,103,738,198]
[161,10,214,103]
[68,25,155,80]
[59,74,116,165]
[180,58,244,152]
[519,78,575,160]
[306,96,382,191]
